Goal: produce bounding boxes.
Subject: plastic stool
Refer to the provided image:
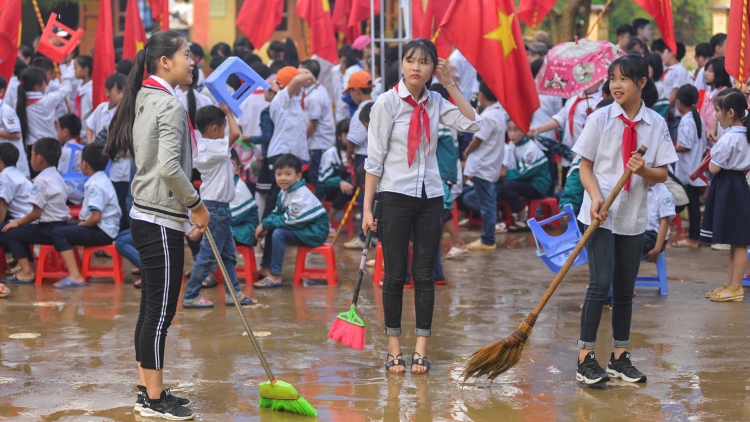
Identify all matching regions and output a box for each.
[322,201,354,234]
[37,13,84,63]
[372,243,413,288]
[529,204,588,273]
[635,252,668,295]
[672,212,683,233]
[81,244,124,284]
[0,247,7,273]
[68,204,82,220]
[235,244,258,282]
[527,197,561,229]
[204,57,270,117]
[293,244,337,285]
[451,201,459,232]
[35,245,81,285]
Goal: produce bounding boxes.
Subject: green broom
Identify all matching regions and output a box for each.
[204,229,317,417]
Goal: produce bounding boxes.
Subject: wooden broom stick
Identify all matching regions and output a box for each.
[331,187,360,245]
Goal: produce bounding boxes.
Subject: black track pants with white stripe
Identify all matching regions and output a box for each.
[132,219,185,370]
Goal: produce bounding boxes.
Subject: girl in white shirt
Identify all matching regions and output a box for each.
[16,66,73,150]
[362,39,481,374]
[573,54,677,385]
[701,90,750,302]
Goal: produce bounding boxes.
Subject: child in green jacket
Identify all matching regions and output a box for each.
[229,149,259,247]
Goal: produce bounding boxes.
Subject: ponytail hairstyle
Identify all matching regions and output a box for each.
[16,67,47,144]
[75,55,93,79]
[705,57,731,90]
[713,89,750,143]
[186,65,199,124]
[608,54,658,108]
[675,84,702,136]
[106,30,187,160]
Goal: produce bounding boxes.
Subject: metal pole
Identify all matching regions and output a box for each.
[370,0,376,82]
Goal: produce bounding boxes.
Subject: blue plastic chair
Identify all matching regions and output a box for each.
[60,143,113,189]
[635,252,669,295]
[204,57,270,117]
[528,204,589,273]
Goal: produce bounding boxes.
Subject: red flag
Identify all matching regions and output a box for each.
[296,0,338,63]
[332,0,360,43]
[518,0,557,30]
[0,0,21,85]
[413,0,428,37]
[419,0,452,59]
[124,0,148,60]
[348,0,380,28]
[146,0,170,30]
[237,0,284,49]
[633,0,676,54]
[726,0,750,84]
[440,0,539,132]
[93,0,116,107]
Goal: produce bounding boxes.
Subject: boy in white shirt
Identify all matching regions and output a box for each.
[463,82,507,250]
[0,77,28,178]
[0,143,33,227]
[73,55,93,139]
[644,182,675,263]
[55,113,85,205]
[2,138,70,284]
[85,73,126,143]
[299,59,336,199]
[183,104,257,309]
[652,39,689,140]
[49,143,122,288]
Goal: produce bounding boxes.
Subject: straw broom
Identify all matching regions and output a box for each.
[330,187,361,245]
[462,146,648,381]
[204,229,317,417]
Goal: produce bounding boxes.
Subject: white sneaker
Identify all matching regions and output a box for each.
[344,238,367,249]
[495,222,508,233]
[458,218,469,227]
[711,244,730,251]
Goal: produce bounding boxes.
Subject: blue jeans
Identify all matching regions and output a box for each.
[115,230,141,269]
[183,201,241,303]
[462,177,497,246]
[308,149,325,200]
[261,228,303,275]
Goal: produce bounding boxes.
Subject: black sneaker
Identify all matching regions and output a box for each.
[139,389,194,420]
[607,352,647,383]
[576,351,610,385]
[135,386,191,412]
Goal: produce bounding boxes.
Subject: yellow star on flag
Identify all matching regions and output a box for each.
[135,40,145,52]
[322,0,331,13]
[484,9,517,59]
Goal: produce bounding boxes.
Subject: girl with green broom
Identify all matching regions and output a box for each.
[362,38,481,373]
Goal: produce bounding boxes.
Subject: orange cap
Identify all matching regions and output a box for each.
[275,66,299,88]
[343,71,375,93]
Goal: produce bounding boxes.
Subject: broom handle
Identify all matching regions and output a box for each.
[205,228,276,383]
[331,187,361,245]
[352,200,379,306]
[530,146,648,317]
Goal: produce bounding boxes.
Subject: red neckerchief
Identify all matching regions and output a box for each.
[74,93,81,118]
[26,98,42,106]
[568,95,592,136]
[661,68,669,82]
[395,84,430,167]
[142,77,198,158]
[618,114,641,193]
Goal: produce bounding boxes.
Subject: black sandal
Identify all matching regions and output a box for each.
[385,353,406,373]
[411,352,430,374]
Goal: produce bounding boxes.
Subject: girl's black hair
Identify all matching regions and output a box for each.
[705,57,731,90]
[186,65,200,124]
[644,52,663,81]
[402,38,438,74]
[16,67,47,144]
[335,118,350,138]
[344,47,361,69]
[713,89,750,143]
[75,55,93,77]
[17,46,33,62]
[608,54,658,108]
[210,42,231,58]
[13,58,28,78]
[675,84,702,136]
[0,76,5,91]
[274,153,302,174]
[283,38,299,68]
[106,30,187,160]
[105,72,128,91]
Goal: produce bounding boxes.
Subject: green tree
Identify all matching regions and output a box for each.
[604,0,712,45]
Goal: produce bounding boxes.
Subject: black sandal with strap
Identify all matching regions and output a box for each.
[411,352,431,374]
[385,353,406,373]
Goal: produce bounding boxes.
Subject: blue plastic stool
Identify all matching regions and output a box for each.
[635,252,669,295]
[60,143,112,189]
[204,57,270,117]
[528,204,589,273]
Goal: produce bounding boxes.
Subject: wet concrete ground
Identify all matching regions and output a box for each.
[0,225,749,421]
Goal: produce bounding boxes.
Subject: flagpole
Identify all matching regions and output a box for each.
[585,0,612,38]
[740,0,748,87]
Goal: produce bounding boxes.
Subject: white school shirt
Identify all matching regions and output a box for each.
[662,63,689,115]
[45,77,69,119]
[449,49,479,100]
[693,67,708,91]
[4,76,19,110]
[303,84,336,151]
[553,91,602,166]
[177,87,214,113]
[85,102,118,137]
[76,80,93,138]
[0,101,29,178]
[464,103,507,183]
[531,93,563,141]
[503,143,516,170]
[268,87,310,161]
[24,75,74,145]
[238,91,269,138]
[372,78,383,101]
[29,167,70,223]
[347,100,374,156]
[194,134,235,202]
[674,112,707,187]
[0,166,32,219]
[332,64,347,123]
[647,183,676,235]
[80,171,122,239]
[365,79,482,199]
[710,126,750,171]
[573,101,678,235]
[58,142,85,205]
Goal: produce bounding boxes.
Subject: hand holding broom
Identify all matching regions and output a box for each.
[204,229,317,417]
[461,146,648,381]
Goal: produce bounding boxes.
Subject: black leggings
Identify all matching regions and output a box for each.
[379,190,443,337]
[685,185,702,241]
[132,219,185,370]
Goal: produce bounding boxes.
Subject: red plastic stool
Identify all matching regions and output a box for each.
[672,212,683,233]
[498,201,514,226]
[35,245,81,285]
[466,210,483,230]
[293,244,337,285]
[527,197,561,229]
[37,13,84,63]
[372,243,413,288]
[322,200,354,234]
[0,247,7,273]
[81,244,124,284]
[235,244,258,282]
[451,201,460,231]
[68,204,82,220]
